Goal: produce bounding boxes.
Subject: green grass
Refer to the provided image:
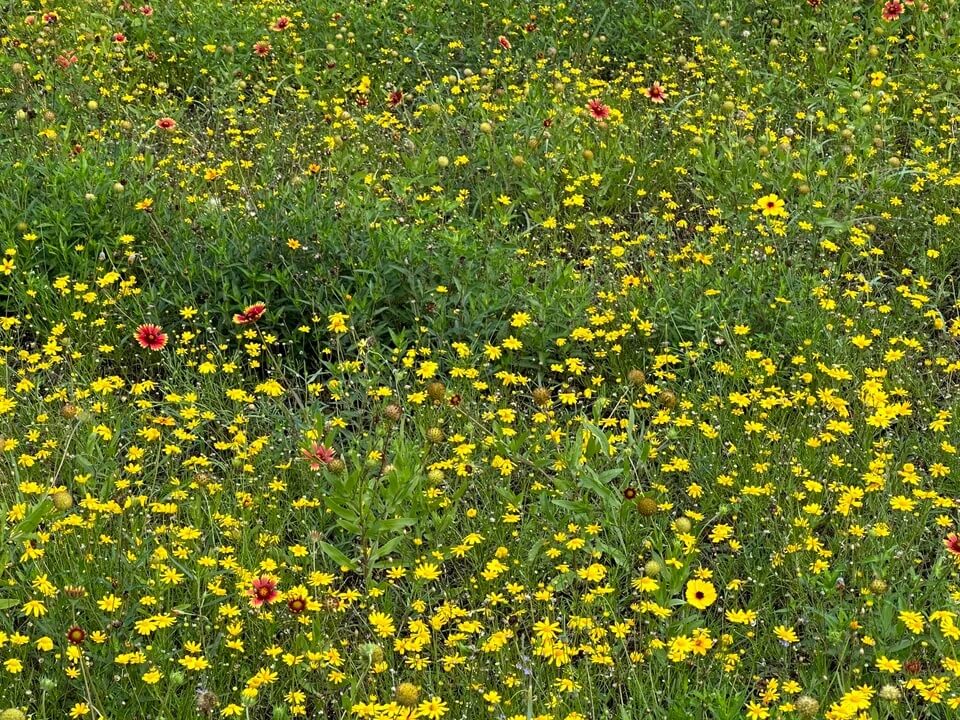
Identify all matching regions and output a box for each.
[2,1,960,719]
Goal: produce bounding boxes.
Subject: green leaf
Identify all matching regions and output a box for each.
[10,498,54,542]
[325,498,359,524]
[370,517,416,535]
[370,536,404,566]
[582,421,610,456]
[317,541,357,570]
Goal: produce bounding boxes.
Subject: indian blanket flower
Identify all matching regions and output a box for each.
[287,593,307,614]
[155,117,176,131]
[248,576,279,607]
[645,82,667,103]
[586,99,611,120]
[66,626,86,645]
[232,302,267,325]
[882,0,904,20]
[301,442,336,469]
[944,533,960,556]
[134,324,167,351]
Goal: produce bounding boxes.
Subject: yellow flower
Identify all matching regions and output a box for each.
[97,594,122,613]
[369,611,396,637]
[876,656,902,673]
[327,312,350,334]
[899,610,925,634]
[773,625,799,644]
[416,696,449,720]
[685,579,717,610]
[510,312,531,328]
[725,608,758,625]
[179,655,210,671]
[414,562,442,581]
[21,599,46,617]
[754,193,787,218]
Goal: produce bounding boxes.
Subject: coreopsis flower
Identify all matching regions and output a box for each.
[134,324,167,351]
[586,99,611,120]
[232,302,266,325]
[685,579,717,609]
[754,193,787,218]
[249,576,279,607]
[645,82,667,103]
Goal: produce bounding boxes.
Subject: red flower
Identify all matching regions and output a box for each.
[271,16,291,31]
[806,0,823,6]
[139,5,153,16]
[232,302,266,325]
[301,443,335,470]
[882,0,904,20]
[134,324,167,351]
[646,82,667,104]
[113,32,127,43]
[945,533,960,556]
[498,36,511,50]
[388,90,404,108]
[586,99,610,120]
[66,626,86,645]
[287,594,307,614]
[249,576,279,607]
[155,117,176,131]
[253,41,272,57]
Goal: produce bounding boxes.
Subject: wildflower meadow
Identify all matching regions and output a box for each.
[2,0,960,718]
